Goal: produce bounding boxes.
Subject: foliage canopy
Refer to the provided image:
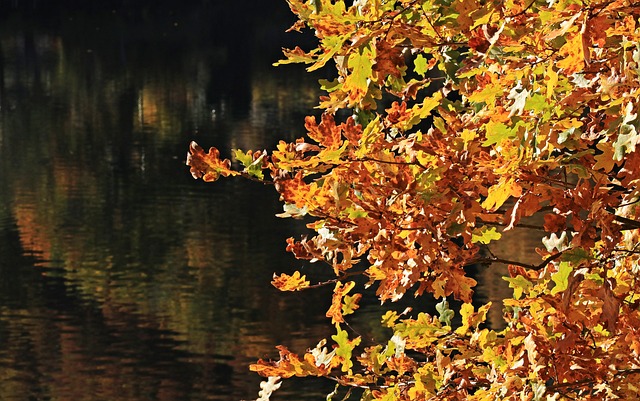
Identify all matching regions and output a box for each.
[187,0,640,399]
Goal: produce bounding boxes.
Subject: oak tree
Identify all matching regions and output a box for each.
[187,0,640,399]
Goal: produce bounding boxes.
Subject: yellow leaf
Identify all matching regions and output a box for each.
[455,303,475,335]
[414,92,443,119]
[468,82,504,107]
[481,177,522,211]
[343,46,374,105]
[471,226,502,244]
[326,281,357,324]
[271,271,310,291]
[557,33,585,75]
[593,142,616,172]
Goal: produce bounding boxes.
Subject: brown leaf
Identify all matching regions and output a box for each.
[599,279,620,332]
[186,141,238,182]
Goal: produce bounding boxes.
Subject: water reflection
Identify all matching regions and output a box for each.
[0,4,335,400]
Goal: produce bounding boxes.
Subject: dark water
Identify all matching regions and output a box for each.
[0,2,532,400]
[0,3,342,400]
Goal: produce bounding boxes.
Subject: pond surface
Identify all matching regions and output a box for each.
[0,2,531,400]
[0,3,339,400]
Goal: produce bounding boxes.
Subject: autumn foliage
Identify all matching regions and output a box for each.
[187,0,640,399]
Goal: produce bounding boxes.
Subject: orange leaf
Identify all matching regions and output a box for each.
[599,279,621,332]
[445,270,477,304]
[305,113,344,149]
[326,281,357,324]
[271,271,310,291]
[278,172,320,209]
[186,141,238,182]
[250,345,331,378]
[556,33,585,75]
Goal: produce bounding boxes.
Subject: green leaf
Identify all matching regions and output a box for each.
[414,54,429,77]
[586,273,604,285]
[341,293,362,317]
[468,83,504,107]
[345,207,368,219]
[524,93,549,113]
[344,46,374,93]
[550,262,573,295]
[319,78,341,93]
[482,121,516,146]
[233,149,265,179]
[433,116,447,134]
[309,34,350,71]
[331,325,361,373]
[436,298,455,326]
[561,248,593,265]
[471,226,502,244]
[503,275,533,299]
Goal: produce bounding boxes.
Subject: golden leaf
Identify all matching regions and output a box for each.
[271,271,310,291]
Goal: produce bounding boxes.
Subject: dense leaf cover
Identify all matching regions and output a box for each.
[187,0,640,399]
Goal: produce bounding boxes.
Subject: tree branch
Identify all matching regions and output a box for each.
[474,251,563,271]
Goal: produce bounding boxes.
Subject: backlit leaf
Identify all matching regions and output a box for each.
[550,262,573,295]
[413,54,429,77]
[271,271,310,291]
[557,33,586,75]
[331,325,361,373]
[503,275,533,300]
[482,177,522,211]
[189,1,640,398]
[186,142,238,182]
[471,226,502,244]
[326,281,357,324]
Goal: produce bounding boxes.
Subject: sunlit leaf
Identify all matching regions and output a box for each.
[471,226,502,244]
[271,271,310,291]
[326,281,357,324]
[331,324,361,373]
[482,177,522,211]
[550,262,573,295]
[503,275,533,300]
[233,149,266,179]
[186,141,238,182]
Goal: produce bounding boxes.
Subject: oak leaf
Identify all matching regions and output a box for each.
[556,33,586,75]
[186,142,238,182]
[271,271,310,291]
[326,281,357,324]
[482,177,522,211]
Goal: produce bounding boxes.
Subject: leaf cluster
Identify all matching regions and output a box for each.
[187,0,640,399]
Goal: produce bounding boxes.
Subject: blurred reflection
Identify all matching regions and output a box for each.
[0,3,333,400]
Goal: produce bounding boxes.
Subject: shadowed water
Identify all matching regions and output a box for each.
[0,2,340,399]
